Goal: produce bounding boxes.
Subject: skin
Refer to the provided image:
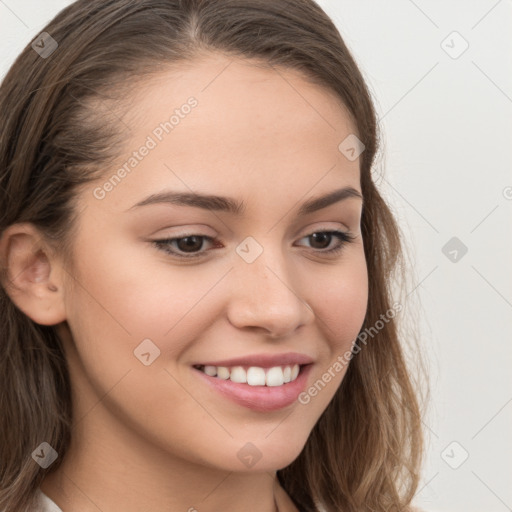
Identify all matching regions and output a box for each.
[0,53,368,511]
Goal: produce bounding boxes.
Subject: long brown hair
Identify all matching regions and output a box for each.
[0,1,424,510]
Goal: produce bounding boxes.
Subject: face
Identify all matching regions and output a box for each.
[58,53,368,472]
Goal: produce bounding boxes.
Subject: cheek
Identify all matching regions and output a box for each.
[62,254,242,467]
[291,249,368,420]
[314,249,368,355]
[66,232,223,342]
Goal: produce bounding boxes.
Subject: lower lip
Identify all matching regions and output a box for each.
[193,365,313,412]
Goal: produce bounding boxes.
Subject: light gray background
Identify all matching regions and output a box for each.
[1,1,511,511]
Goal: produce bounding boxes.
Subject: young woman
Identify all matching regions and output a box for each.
[0,1,424,511]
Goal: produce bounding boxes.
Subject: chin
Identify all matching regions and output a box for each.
[213,433,310,473]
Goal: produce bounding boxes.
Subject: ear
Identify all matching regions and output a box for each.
[0,223,67,326]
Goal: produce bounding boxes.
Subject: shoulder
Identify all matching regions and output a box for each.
[32,488,64,512]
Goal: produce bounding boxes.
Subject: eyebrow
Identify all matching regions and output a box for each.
[126,186,362,216]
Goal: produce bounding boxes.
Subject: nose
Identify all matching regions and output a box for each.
[226,250,314,338]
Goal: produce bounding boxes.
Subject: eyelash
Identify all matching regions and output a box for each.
[152,230,356,260]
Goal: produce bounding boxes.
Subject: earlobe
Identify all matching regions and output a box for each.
[0,223,67,326]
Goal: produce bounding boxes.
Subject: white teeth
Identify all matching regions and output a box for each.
[229,366,247,383]
[216,366,230,380]
[204,365,217,377]
[266,366,284,387]
[247,367,266,386]
[197,363,302,386]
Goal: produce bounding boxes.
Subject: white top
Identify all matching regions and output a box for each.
[34,486,425,512]
[34,488,63,512]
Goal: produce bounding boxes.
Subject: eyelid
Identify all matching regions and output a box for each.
[151,224,356,260]
[157,220,351,238]
[153,221,350,243]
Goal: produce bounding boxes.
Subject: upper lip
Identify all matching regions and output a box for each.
[193,352,315,368]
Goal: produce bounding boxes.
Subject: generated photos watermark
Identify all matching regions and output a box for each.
[298,301,403,405]
[93,96,198,200]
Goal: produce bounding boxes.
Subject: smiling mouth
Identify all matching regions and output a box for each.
[192,363,307,387]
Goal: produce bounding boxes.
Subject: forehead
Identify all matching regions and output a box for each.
[126,53,356,138]
[86,53,361,213]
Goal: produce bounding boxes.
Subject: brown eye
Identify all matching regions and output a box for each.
[175,236,205,253]
[308,232,333,250]
[153,235,216,259]
[296,230,356,255]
